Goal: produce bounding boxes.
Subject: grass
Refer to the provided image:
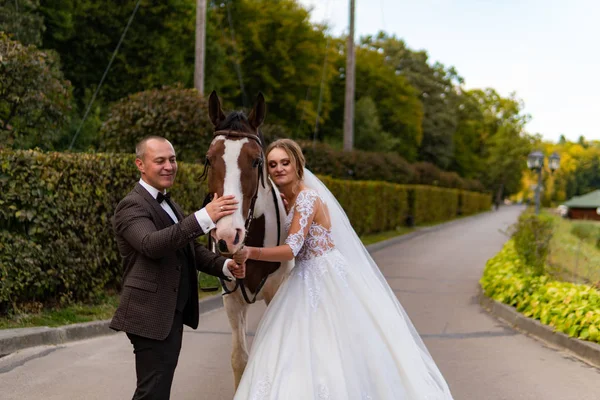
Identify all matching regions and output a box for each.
[360,226,415,245]
[0,220,442,329]
[0,277,224,330]
[0,293,121,329]
[545,213,600,285]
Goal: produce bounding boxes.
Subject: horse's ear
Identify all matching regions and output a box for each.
[248,92,266,129]
[208,90,226,127]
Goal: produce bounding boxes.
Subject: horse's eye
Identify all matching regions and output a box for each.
[252,158,263,168]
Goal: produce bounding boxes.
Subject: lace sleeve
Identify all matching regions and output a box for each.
[284,190,319,256]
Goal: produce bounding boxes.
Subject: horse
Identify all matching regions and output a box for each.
[202,90,292,388]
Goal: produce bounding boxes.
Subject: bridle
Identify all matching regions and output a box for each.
[202,129,281,304]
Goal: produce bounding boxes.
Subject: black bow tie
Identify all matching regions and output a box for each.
[156,192,172,204]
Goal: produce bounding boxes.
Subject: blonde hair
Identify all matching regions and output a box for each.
[266,139,306,181]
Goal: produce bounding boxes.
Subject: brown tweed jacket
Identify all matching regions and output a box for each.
[110,183,228,340]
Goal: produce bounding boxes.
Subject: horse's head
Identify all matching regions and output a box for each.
[205,91,266,255]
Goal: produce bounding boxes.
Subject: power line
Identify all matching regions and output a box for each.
[309,0,333,144]
[225,0,248,108]
[380,0,386,31]
[68,0,142,150]
[312,34,331,146]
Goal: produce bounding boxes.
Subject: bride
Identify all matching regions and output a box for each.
[232,139,454,399]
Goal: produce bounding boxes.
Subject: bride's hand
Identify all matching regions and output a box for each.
[280,193,289,212]
[233,246,250,265]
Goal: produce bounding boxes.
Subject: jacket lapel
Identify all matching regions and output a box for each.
[171,202,197,264]
[134,183,174,229]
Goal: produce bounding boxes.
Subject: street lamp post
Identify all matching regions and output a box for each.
[527,151,560,215]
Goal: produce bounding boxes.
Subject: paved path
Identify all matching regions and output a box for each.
[1,206,599,399]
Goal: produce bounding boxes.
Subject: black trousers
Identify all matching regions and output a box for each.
[127,311,184,400]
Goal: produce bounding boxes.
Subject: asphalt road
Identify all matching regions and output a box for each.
[1,206,599,400]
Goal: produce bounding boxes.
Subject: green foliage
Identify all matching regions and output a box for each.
[481,240,600,343]
[460,190,491,216]
[452,90,486,179]
[0,149,207,315]
[510,213,554,276]
[208,0,336,133]
[1,149,490,313]
[319,176,409,235]
[354,96,399,153]
[411,185,459,224]
[0,0,45,46]
[350,45,423,161]
[98,85,213,163]
[471,89,532,199]
[39,0,199,103]
[567,156,600,198]
[299,140,415,184]
[0,33,73,150]
[362,33,461,169]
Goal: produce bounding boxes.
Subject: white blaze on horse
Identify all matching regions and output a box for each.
[202,91,292,388]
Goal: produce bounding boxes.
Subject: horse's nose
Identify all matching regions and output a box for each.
[233,229,241,245]
[218,239,228,253]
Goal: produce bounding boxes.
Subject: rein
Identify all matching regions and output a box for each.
[204,129,281,304]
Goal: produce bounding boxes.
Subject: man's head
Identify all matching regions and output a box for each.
[135,136,177,191]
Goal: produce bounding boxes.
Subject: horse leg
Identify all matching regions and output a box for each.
[224,293,249,389]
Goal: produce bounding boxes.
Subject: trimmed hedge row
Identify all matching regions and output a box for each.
[319,177,409,235]
[1,150,490,313]
[481,240,600,343]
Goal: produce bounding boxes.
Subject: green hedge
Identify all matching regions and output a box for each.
[1,150,490,313]
[481,240,600,343]
[461,190,493,216]
[0,150,207,313]
[410,185,459,225]
[319,176,409,235]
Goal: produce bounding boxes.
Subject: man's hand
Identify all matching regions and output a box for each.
[206,193,238,223]
[233,246,250,265]
[226,259,246,279]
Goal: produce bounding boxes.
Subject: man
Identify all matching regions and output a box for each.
[110,136,244,399]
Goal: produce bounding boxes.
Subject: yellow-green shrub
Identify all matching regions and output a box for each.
[410,185,459,224]
[481,240,600,343]
[461,191,491,215]
[319,176,409,235]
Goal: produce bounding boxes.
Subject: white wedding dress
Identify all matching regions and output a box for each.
[233,170,453,400]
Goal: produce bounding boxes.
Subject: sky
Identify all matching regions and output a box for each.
[297,0,600,143]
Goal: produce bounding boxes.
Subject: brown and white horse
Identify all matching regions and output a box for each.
[203,91,292,388]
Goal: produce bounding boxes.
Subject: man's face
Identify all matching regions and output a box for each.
[136,139,177,191]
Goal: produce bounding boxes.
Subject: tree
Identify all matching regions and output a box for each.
[0,0,45,46]
[361,32,462,169]
[39,0,202,103]
[452,90,486,178]
[209,0,337,135]
[558,134,567,145]
[98,85,213,163]
[353,96,399,152]
[472,89,532,201]
[0,33,72,149]
[321,43,423,160]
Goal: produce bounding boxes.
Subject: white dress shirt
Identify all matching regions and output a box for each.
[139,179,234,280]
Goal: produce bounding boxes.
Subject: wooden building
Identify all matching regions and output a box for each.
[564,190,600,221]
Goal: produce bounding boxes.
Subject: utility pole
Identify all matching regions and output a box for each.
[343,0,356,151]
[194,0,207,95]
